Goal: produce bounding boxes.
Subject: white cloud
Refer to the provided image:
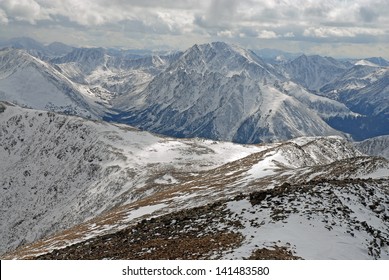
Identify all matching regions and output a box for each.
[0,8,8,24]
[304,27,353,38]
[284,32,295,38]
[303,26,385,38]
[1,0,50,24]
[0,0,388,57]
[217,30,234,38]
[257,30,278,39]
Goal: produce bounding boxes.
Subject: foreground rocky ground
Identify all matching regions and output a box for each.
[33,179,389,260]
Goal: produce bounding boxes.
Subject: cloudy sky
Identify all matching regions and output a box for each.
[0,0,388,58]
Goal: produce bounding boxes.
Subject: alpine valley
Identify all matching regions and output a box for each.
[1,38,388,260]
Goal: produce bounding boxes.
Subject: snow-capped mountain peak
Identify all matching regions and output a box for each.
[108,42,354,144]
[174,41,274,79]
[281,54,351,90]
[355,59,380,67]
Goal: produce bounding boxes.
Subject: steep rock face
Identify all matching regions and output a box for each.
[111,42,347,143]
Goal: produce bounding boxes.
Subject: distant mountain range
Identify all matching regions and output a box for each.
[0,37,74,59]
[1,37,388,143]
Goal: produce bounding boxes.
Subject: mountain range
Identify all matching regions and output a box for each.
[2,38,388,143]
[1,37,389,259]
[0,37,75,59]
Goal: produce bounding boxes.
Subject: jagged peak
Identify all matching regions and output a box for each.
[171,41,273,79]
[183,41,261,63]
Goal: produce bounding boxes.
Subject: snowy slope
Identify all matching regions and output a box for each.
[320,66,388,100]
[0,47,176,118]
[53,48,180,103]
[342,71,389,116]
[223,180,389,260]
[278,81,358,119]
[8,179,389,260]
[1,103,388,259]
[0,48,104,118]
[318,65,389,140]
[365,57,389,67]
[281,54,351,91]
[355,59,380,67]
[349,57,389,67]
[319,65,389,116]
[354,135,389,160]
[0,102,265,255]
